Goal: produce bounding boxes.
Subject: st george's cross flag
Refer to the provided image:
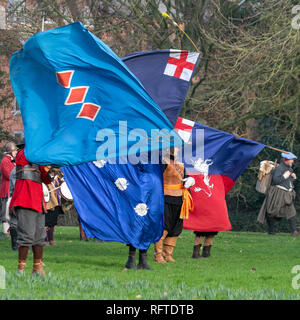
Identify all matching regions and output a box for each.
[9,22,182,166]
[122,50,200,126]
[175,117,266,232]
[62,50,200,248]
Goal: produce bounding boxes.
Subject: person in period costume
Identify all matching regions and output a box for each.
[189,179,232,259]
[154,148,195,263]
[0,142,18,237]
[9,147,52,276]
[257,152,299,236]
[45,170,64,246]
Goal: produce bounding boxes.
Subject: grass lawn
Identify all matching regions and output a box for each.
[1,227,300,300]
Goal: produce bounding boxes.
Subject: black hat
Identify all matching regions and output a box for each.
[16,137,25,149]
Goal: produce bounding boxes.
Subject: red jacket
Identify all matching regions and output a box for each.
[0,154,16,198]
[9,149,51,213]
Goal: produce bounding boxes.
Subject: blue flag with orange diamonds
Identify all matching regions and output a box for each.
[9,22,181,166]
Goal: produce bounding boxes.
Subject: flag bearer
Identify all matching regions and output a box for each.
[154,147,195,263]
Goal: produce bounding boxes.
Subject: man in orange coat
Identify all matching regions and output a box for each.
[10,147,52,275]
[0,142,18,237]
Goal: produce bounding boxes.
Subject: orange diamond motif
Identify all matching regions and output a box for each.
[65,86,89,105]
[77,103,101,121]
[56,70,74,88]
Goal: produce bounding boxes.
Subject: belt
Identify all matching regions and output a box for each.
[275,185,293,192]
[16,165,42,184]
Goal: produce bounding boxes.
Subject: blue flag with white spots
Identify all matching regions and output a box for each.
[62,162,164,250]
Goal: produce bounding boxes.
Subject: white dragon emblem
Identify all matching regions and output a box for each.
[192,158,214,197]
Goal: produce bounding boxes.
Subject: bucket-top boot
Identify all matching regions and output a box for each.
[163,237,177,262]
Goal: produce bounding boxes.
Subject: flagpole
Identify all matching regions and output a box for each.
[266,146,289,154]
[162,13,201,53]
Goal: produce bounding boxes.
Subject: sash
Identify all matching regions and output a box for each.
[164,184,194,219]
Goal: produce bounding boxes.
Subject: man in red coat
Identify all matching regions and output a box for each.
[0,142,18,237]
[10,147,52,276]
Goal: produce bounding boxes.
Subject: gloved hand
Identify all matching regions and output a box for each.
[182,177,195,189]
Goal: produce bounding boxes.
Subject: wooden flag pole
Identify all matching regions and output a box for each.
[266,146,289,154]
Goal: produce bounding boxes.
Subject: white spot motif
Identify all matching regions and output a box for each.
[134,203,148,217]
[114,178,129,191]
[93,160,107,168]
[192,158,214,197]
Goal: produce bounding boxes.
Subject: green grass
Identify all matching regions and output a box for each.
[1,227,300,299]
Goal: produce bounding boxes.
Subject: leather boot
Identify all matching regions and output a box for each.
[163,245,175,262]
[163,237,177,262]
[48,227,57,245]
[154,239,166,263]
[201,245,212,258]
[10,227,18,251]
[137,251,151,270]
[192,244,202,258]
[154,230,168,263]
[17,246,29,274]
[32,245,46,276]
[125,254,137,269]
[125,246,137,269]
[79,223,88,241]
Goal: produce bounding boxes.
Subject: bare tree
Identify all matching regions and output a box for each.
[1,0,299,220]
